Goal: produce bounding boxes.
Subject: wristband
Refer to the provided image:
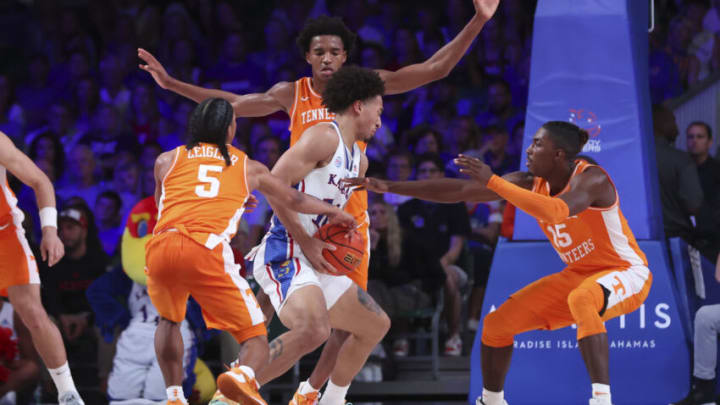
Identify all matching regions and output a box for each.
[39,207,57,228]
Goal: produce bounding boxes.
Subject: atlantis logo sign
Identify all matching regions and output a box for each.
[486,302,672,351]
[568,108,602,152]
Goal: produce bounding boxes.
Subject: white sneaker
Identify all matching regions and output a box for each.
[58,391,85,405]
[476,398,509,405]
[444,334,462,356]
[588,398,613,405]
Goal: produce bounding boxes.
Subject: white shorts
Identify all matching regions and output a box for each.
[249,240,353,315]
[107,321,194,402]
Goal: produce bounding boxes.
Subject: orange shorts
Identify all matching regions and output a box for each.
[0,223,40,296]
[146,231,267,343]
[509,265,653,330]
[346,220,369,291]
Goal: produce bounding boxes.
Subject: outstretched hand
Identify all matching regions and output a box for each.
[339,177,389,194]
[138,48,172,89]
[454,154,495,185]
[473,0,500,21]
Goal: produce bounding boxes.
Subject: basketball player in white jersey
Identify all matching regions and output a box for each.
[241,66,389,405]
[0,131,84,405]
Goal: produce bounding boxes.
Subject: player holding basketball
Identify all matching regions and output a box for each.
[139,4,498,400]
[145,98,354,405]
[0,131,84,405]
[344,122,653,405]
[233,66,389,405]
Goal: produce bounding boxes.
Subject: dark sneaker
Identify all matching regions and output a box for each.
[670,378,716,405]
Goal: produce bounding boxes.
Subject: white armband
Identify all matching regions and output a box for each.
[39,207,57,228]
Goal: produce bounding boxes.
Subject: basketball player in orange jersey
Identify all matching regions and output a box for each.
[146,98,355,405]
[344,122,653,405]
[0,132,85,405]
[139,3,499,402]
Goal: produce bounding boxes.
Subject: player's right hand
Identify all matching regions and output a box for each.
[340,177,389,193]
[40,228,65,267]
[298,237,339,275]
[138,48,172,89]
[326,209,356,229]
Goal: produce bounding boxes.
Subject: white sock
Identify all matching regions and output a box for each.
[237,365,260,389]
[166,386,186,402]
[48,362,77,395]
[482,388,504,405]
[298,380,320,395]
[319,380,349,405]
[591,383,611,404]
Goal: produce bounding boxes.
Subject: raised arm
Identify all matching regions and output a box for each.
[377,0,499,95]
[342,170,533,203]
[0,132,63,266]
[138,48,293,117]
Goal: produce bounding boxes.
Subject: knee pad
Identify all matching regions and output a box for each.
[567,287,606,340]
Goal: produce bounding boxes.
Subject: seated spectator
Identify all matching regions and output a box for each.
[0,74,25,147]
[205,31,265,94]
[15,54,58,131]
[383,150,414,208]
[686,121,720,271]
[56,144,101,208]
[446,115,482,158]
[367,198,444,357]
[95,191,124,258]
[25,103,84,151]
[398,154,471,356]
[482,125,520,175]
[652,106,706,250]
[102,158,141,221]
[0,300,41,404]
[128,83,160,145]
[82,104,138,180]
[71,76,100,140]
[476,79,524,136]
[99,54,131,115]
[406,125,451,163]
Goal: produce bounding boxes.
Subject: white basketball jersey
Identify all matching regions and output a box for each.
[128,283,160,325]
[296,122,361,234]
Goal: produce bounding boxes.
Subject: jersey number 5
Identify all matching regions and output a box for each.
[196,164,222,198]
[547,223,572,248]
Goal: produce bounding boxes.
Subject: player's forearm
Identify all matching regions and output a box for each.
[266,195,313,243]
[385,178,498,203]
[29,174,56,211]
[427,14,487,78]
[486,175,569,224]
[165,76,239,106]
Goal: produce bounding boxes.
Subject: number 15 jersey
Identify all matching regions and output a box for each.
[154,143,250,250]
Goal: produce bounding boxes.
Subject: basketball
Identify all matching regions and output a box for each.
[314,224,365,275]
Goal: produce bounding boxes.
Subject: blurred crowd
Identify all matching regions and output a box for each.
[0,0,717,404]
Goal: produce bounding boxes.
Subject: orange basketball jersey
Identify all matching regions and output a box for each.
[155,143,250,250]
[0,166,22,228]
[532,160,648,272]
[288,76,368,225]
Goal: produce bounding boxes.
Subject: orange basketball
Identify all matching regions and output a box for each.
[314,224,364,275]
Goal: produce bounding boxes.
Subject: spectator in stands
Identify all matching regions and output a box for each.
[16,54,57,132]
[367,198,444,357]
[476,79,524,136]
[41,203,107,346]
[56,144,101,207]
[72,76,100,139]
[669,265,720,405]
[103,158,141,221]
[653,105,705,246]
[128,83,159,145]
[398,154,471,356]
[204,31,265,94]
[25,103,82,149]
[0,74,25,146]
[99,54,131,115]
[94,191,124,258]
[83,104,138,180]
[446,115,482,158]
[686,121,720,271]
[384,150,414,208]
[245,135,282,246]
[360,42,388,70]
[482,125,520,175]
[168,38,202,86]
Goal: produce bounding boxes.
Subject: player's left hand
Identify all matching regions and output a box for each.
[40,228,65,267]
[455,154,495,186]
[244,194,259,213]
[326,208,357,229]
[473,0,500,22]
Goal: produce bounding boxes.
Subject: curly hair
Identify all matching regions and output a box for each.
[296,15,357,55]
[186,98,233,166]
[322,65,385,114]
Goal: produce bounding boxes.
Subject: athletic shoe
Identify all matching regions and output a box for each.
[209,390,239,405]
[289,389,320,405]
[669,377,716,405]
[58,391,85,405]
[392,339,409,357]
[444,334,462,356]
[216,368,267,405]
[588,399,613,405]
[476,398,508,405]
